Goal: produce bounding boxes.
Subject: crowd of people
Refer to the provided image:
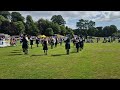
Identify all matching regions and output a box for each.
[19,34,85,55]
[11,34,120,55]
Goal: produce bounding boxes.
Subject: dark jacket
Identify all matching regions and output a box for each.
[65,38,70,49]
[22,37,28,49]
[43,40,48,50]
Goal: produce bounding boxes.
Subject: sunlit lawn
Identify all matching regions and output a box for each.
[0,39,120,79]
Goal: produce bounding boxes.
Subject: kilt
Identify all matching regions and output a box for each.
[36,40,39,44]
[80,42,84,48]
[43,45,48,50]
[76,43,79,48]
[30,40,33,45]
[65,44,70,49]
[22,43,28,49]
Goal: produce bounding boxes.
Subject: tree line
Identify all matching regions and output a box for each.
[0,11,73,36]
[74,19,118,37]
[0,11,119,37]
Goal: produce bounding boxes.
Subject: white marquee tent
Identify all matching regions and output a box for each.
[0,33,10,47]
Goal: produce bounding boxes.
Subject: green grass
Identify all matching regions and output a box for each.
[0,39,120,79]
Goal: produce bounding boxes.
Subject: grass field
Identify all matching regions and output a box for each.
[0,39,120,79]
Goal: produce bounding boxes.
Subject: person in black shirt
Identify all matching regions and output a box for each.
[79,36,84,51]
[65,37,70,55]
[75,38,80,52]
[30,36,33,49]
[50,37,54,49]
[22,34,29,54]
[55,37,58,47]
[43,38,48,55]
[36,36,39,47]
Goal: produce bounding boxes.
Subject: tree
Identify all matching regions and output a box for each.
[76,19,96,36]
[96,27,103,37]
[51,15,66,25]
[102,25,117,37]
[0,11,10,19]
[84,20,89,29]
[11,12,25,22]
[76,19,84,29]
[0,20,9,34]
[0,15,9,24]
[50,22,61,34]
[66,26,74,38]
[103,26,110,37]
[13,21,25,35]
[110,25,118,35]
[87,27,98,36]
[37,18,50,35]
[0,15,10,34]
[60,25,66,35]
[113,30,120,37]
[88,20,95,29]
[73,29,80,35]
[76,19,86,36]
[45,28,54,36]
[25,15,39,36]
[66,26,74,35]
[76,19,95,30]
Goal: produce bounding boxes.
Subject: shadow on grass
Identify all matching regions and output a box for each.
[10,51,21,53]
[13,50,21,51]
[51,54,67,56]
[8,54,23,56]
[70,51,77,53]
[31,54,46,57]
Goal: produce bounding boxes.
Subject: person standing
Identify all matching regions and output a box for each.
[30,36,33,49]
[75,38,80,52]
[50,37,54,49]
[22,34,29,54]
[36,36,39,47]
[55,37,58,47]
[65,37,70,55]
[59,37,63,46]
[79,36,84,50]
[43,38,48,55]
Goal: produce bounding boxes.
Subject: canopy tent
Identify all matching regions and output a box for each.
[38,35,46,38]
[0,33,10,47]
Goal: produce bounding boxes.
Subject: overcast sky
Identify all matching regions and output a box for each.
[10,11,120,30]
